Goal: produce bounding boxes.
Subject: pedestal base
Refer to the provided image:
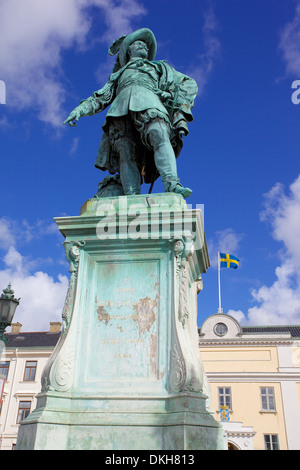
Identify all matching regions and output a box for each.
[17,394,223,450]
[16,194,224,450]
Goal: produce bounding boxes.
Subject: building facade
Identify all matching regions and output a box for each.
[0,322,61,450]
[199,314,300,450]
[1,316,300,450]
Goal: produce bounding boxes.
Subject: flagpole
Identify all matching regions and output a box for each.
[218,251,223,313]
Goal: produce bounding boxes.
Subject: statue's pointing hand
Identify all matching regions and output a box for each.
[63,107,81,127]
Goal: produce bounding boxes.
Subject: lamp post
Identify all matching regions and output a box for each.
[0,283,20,345]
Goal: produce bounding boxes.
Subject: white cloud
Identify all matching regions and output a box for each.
[260,177,300,277]
[0,0,147,126]
[0,217,68,331]
[279,1,300,76]
[0,245,69,332]
[95,0,147,44]
[69,137,80,156]
[230,174,300,326]
[0,217,58,247]
[0,217,16,250]
[227,309,245,324]
[3,246,25,277]
[208,228,243,268]
[0,0,90,126]
[186,3,221,95]
[0,116,11,129]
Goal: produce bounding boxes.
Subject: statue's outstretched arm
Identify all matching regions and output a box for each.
[63,80,115,127]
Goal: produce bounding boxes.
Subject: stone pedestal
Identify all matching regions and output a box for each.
[16,193,224,450]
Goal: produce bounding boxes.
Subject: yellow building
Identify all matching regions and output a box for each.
[199,314,300,450]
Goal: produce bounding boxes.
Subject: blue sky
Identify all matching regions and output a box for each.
[0,0,300,331]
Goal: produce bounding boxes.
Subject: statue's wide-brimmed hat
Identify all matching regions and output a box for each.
[113,28,157,68]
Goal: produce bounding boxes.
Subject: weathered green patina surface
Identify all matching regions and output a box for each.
[16,194,225,450]
[64,28,197,198]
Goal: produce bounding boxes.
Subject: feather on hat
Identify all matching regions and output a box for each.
[108,35,127,56]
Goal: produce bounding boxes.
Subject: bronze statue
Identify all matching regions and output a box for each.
[64,28,198,198]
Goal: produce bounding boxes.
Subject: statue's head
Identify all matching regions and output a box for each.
[109,28,157,68]
[127,40,149,61]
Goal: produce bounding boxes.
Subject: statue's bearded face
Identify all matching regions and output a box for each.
[128,40,149,59]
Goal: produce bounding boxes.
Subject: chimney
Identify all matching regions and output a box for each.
[49,322,62,333]
[11,322,22,334]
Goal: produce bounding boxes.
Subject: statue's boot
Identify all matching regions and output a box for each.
[154,140,192,198]
[118,140,141,195]
[164,179,193,198]
[147,120,192,198]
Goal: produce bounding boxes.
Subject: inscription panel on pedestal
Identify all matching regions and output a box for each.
[84,259,160,385]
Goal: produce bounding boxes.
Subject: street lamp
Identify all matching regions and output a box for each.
[0,283,20,344]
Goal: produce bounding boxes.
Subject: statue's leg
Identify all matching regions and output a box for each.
[146,119,192,198]
[114,137,141,195]
[108,117,141,195]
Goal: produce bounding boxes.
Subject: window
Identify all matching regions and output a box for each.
[17,401,31,423]
[0,377,4,416]
[24,361,37,381]
[218,387,232,410]
[260,387,276,411]
[214,322,228,336]
[0,361,10,380]
[264,434,279,450]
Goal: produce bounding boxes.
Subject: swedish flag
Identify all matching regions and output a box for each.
[219,252,239,269]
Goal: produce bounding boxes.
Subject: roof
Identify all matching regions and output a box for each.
[4,325,300,348]
[242,325,300,338]
[4,331,61,348]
